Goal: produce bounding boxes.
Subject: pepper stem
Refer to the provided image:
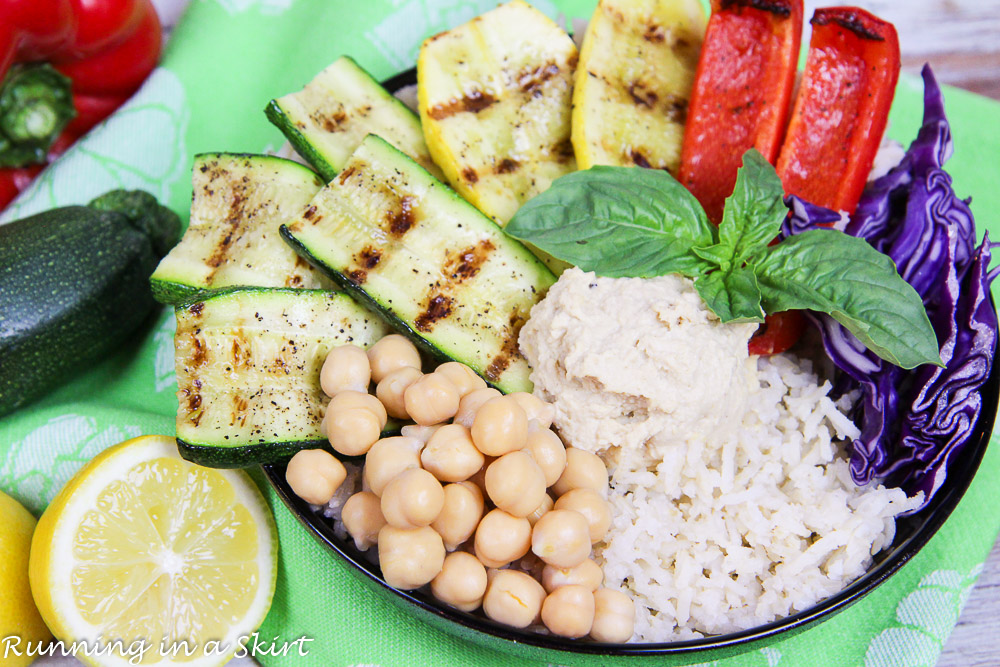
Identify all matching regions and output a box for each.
[0,64,76,168]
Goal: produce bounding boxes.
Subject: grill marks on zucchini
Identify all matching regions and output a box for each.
[572,0,707,172]
[282,135,555,394]
[266,56,442,181]
[151,153,334,305]
[174,288,390,467]
[417,0,579,225]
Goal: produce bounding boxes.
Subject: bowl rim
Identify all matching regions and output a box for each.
[264,341,998,655]
[262,66,1000,656]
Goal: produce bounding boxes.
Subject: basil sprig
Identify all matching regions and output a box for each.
[506,150,942,370]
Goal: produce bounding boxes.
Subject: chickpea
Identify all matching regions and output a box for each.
[328,390,388,429]
[471,396,528,456]
[551,448,609,498]
[341,491,386,551]
[431,551,488,612]
[433,361,487,398]
[454,387,501,428]
[523,428,566,487]
[484,451,546,517]
[526,493,554,526]
[421,424,485,482]
[541,559,603,593]
[474,509,531,568]
[285,449,346,505]
[320,344,371,397]
[432,481,485,551]
[541,585,595,638]
[531,509,591,568]
[482,569,545,629]
[367,334,422,383]
[554,488,612,543]
[376,367,422,419]
[507,392,555,429]
[591,588,635,643]
[380,468,445,530]
[404,373,460,426]
[400,423,442,445]
[326,407,381,456]
[465,458,491,499]
[377,525,445,590]
[364,436,422,496]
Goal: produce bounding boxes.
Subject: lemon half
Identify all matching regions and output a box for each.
[29,435,277,666]
[0,490,53,666]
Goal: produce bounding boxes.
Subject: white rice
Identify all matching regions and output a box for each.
[595,353,921,642]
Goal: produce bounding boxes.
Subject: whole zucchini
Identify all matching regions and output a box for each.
[0,190,181,417]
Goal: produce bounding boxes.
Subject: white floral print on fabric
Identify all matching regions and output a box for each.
[0,68,190,224]
[153,309,178,394]
[212,0,294,15]
[366,0,561,70]
[863,565,983,667]
[0,415,143,514]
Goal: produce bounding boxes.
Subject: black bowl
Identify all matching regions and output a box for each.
[262,68,1000,662]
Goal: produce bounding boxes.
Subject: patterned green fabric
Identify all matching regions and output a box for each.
[1,1,998,665]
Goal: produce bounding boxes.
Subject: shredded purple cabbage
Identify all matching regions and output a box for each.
[782,65,998,510]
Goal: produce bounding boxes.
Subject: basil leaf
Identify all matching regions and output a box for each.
[695,265,765,323]
[505,166,716,278]
[718,149,787,264]
[755,230,943,369]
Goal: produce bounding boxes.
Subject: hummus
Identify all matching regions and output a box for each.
[519,268,758,472]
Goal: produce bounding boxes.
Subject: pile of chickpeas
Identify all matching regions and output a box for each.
[285,334,634,642]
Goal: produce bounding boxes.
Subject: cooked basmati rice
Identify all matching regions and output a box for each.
[596,353,920,641]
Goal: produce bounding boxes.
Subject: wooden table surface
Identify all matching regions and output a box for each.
[36,2,992,667]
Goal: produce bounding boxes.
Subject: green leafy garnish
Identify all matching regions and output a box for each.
[506,149,943,370]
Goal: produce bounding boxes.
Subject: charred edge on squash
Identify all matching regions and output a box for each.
[644,23,666,43]
[518,63,562,97]
[415,294,454,332]
[485,311,527,382]
[443,239,496,282]
[495,158,519,174]
[427,90,497,120]
[204,190,246,277]
[310,108,348,133]
[338,166,358,185]
[387,195,417,236]
[183,378,203,426]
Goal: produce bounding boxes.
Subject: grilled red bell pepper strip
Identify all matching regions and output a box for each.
[679,0,803,224]
[775,7,900,214]
[751,7,899,357]
[0,0,161,208]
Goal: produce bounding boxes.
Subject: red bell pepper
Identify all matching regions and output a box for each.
[757,8,898,357]
[0,0,162,209]
[775,7,900,213]
[679,0,803,224]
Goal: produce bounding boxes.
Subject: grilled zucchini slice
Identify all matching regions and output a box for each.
[266,56,443,182]
[175,287,390,467]
[151,153,333,305]
[572,0,707,172]
[417,0,578,225]
[282,135,555,394]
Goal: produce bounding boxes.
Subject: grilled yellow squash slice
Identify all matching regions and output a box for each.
[417,0,578,225]
[572,0,707,173]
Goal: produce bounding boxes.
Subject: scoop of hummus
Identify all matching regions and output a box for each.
[519,268,758,471]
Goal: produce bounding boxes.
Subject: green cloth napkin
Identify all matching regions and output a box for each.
[2,1,999,665]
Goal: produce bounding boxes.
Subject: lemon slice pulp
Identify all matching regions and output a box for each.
[30,435,277,666]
